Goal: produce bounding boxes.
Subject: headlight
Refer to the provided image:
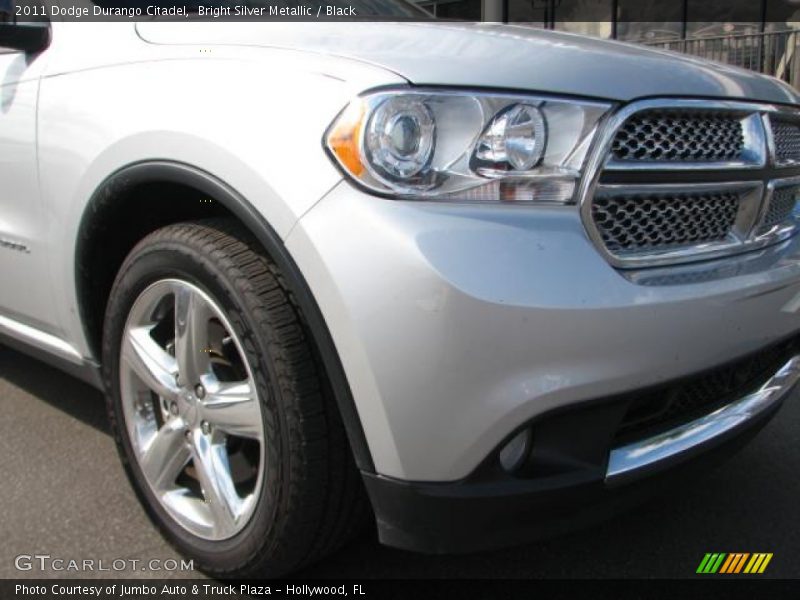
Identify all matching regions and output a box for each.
[325,88,612,203]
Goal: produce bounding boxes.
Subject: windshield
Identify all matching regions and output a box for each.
[92,0,432,18]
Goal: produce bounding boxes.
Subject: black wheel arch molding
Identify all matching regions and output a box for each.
[75,160,375,473]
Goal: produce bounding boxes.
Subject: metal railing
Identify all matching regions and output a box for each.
[645,30,800,89]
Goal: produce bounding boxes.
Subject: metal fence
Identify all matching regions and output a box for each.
[645,30,800,89]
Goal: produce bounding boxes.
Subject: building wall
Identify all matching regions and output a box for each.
[414,0,800,40]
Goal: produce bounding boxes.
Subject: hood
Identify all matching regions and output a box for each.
[136,21,800,105]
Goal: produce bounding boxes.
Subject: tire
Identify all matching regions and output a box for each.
[102,218,368,577]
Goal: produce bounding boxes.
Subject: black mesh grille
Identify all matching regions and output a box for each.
[758,186,799,235]
[611,110,745,162]
[592,192,739,253]
[615,335,800,443]
[770,118,800,164]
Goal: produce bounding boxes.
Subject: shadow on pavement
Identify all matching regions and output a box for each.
[0,345,108,434]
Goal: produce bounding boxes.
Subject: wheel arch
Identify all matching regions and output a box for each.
[76,160,375,472]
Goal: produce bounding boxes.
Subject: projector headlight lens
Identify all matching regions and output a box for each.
[325,88,611,203]
[365,96,435,181]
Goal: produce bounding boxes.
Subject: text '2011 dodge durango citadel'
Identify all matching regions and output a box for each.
[2,2,800,577]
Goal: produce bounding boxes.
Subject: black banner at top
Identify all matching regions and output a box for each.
[5,0,431,21]
[3,0,800,23]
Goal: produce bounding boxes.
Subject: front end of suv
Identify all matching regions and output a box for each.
[287,89,800,552]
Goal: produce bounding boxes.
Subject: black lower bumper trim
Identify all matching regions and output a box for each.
[362,400,781,554]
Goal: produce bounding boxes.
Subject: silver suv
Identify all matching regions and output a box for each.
[1,6,800,577]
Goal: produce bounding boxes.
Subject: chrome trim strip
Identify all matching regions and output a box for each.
[763,112,779,167]
[754,176,777,231]
[0,313,83,365]
[606,355,800,483]
[594,182,762,195]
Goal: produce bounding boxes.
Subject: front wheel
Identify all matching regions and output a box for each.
[102,219,366,577]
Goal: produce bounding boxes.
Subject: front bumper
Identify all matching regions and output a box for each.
[362,353,798,553]
[287,182,800,483]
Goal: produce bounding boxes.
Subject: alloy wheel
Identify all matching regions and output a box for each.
[119,279,265,541]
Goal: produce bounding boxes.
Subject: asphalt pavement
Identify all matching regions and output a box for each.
[1,344,799,580]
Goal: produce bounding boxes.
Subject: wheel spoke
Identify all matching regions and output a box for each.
[202,381,262,440]
[190,432,242,538]
[174,284,212,387]
[122,327,179,400]
[140,420,190,491]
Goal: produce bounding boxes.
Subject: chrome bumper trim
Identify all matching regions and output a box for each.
[606,355,800,483]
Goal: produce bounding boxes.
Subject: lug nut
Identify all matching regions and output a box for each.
[175,374,182,387]
[169,402,179,416]
[195,384,206,399]
[201,421,212,435]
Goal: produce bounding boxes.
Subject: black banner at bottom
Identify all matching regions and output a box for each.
[2,579,800,600]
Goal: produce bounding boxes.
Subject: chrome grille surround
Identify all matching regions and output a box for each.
[580,99,800,268]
